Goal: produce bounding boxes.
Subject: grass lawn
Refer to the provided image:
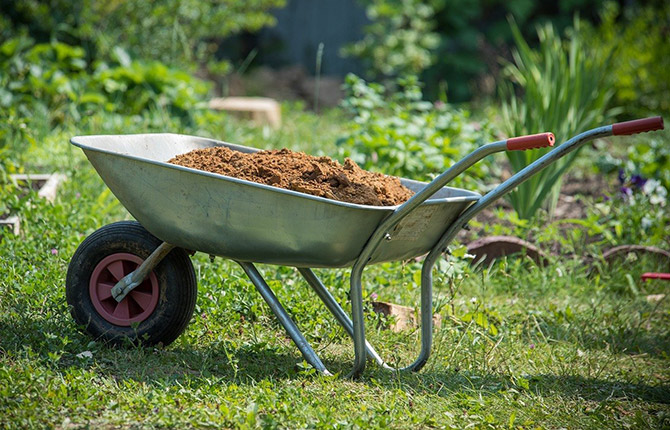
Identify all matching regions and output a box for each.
[1,108,668,429]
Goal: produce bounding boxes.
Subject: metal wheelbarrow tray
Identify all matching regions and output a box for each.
[66,117,664,378]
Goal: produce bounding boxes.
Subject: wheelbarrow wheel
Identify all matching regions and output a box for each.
[66,221,197,346]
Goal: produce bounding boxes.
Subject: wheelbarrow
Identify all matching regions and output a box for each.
[66,116,664,378]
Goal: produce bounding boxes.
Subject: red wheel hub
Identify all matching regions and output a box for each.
[89,253,159,326]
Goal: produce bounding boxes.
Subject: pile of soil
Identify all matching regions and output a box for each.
[168,147,414,206]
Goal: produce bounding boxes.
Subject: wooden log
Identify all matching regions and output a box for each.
[209,97,281,129]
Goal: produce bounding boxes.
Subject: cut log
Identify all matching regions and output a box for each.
[209,97,281,129]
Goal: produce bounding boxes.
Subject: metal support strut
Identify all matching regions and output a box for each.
[237,262,332,376]
[111,242,175,302]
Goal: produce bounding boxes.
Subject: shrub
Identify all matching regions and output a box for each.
[584,2,670,118]
[0,35,210,126]
[1,0,286,71]
[90,59,210,117]
[499,18,617,220]
[341,0,439,80]
[336,74,493,185]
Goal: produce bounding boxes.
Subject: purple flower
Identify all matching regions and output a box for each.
[529,343,535,350]
[630,174,647,189]
[50,248,58,255]
[620,186,633,197]
[370,292,378,301]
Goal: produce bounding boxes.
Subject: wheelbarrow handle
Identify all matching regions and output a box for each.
[506,132,555,151]
[612,116,664,136]
[641,272,670,282]
[354,131,557,265]
[346,130,555,377]
[424,116,665,272]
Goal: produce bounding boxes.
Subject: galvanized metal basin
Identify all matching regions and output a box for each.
[71,134,480,268]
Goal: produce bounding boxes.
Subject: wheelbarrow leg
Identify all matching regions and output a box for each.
[299,265,435,374]
[408,259,435,371]
[298,268,392,369]
[349,257,437,375]
[348,259,438,377]
[348,263,368,378]
[237,262,332,376]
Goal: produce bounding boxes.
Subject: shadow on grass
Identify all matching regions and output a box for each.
[0,314,350,382]
[392,370,670,404]
[526,373,669,403]
[521,318,670,358]
[1,316,667,405]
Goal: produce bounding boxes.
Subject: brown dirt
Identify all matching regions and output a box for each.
[168,146,414,206]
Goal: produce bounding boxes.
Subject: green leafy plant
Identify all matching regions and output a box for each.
[596,134,670,192]
[89,59,210,117]
[584,2,670,118]
[341,0,439,80]
[499,18,617,220]
[337,74,493,184]
[591,182,669,248]
[0,35,210,128]
[591,132,670,247]
[0,36,86,116]
[1,0,286,71]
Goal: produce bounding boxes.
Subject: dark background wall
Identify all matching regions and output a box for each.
[221,0,368,77]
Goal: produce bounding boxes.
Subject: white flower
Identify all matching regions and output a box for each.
[651,187,667,206]
[642,179,660,195]
[643,179,668,206]
[76,351,93,359]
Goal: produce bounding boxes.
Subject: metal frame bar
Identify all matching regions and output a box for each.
[298,268,391,369]
[111,242,175,302]
[237,262,332,375]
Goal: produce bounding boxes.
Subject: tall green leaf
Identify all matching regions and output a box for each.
[500,18,618,219]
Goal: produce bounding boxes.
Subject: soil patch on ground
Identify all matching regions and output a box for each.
[168,147,414,206]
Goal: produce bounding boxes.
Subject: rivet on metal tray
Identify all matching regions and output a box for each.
[384,233,392,241]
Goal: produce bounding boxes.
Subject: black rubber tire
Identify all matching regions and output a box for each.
[66,221,197,346]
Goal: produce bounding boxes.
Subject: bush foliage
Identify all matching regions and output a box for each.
[341,0,439,80]
[0,36,210,128]
[337,74,493,185]
[499,18,617,219]
[585,2,670,118]
[0,0,285,73]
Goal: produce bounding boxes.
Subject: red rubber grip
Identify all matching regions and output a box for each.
[641,272,670,282]
[612,116,664,136]
[506,132,555,151]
